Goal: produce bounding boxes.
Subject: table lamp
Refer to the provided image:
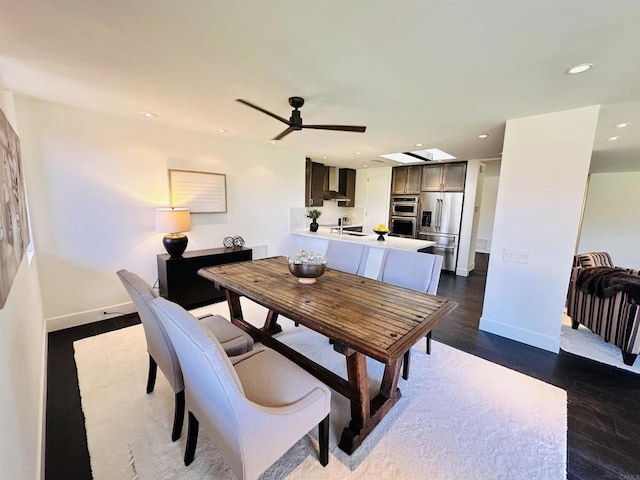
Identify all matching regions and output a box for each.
[155,207,191,258]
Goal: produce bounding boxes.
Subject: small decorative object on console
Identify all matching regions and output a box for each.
[223,235,246,248]
[373,223,390,241]
[232,236,245,247]
[288,250,327,284]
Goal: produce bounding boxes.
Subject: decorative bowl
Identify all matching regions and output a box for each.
[288,262,326,284]
[373,229,389,241]
[288,250,327,284]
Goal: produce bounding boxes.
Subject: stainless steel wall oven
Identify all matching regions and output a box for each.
[390,196,420,217]
[390,216,417,238]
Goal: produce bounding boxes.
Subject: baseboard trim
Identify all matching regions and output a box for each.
[39,328,47,480]
[46,302,136,332]
[479,315,560,353]
[456,262,475,277]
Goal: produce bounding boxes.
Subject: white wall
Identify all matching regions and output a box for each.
[0,91,46,480]
[578,171,640,267]
[457,160,483,276]
[355,167,392,232]
[476,161,501,253]
[480,105,599,352]
[14,96,305,330]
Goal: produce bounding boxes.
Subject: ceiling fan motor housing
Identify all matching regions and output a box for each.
[288,96,305,109]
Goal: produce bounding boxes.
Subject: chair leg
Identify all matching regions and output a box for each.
[184,412,199,466]
[571,319,580,330]
[622,351,638,366]
[426,331,432,355]
[172,390,185,442]
[402,350,411,380]
[146,355,158,394]
[318,414,330,467]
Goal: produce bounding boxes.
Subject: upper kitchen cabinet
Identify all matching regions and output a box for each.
[421,162,467,192]
[305,158,325,207]
[337,168,356,207]
[391,166,422,194]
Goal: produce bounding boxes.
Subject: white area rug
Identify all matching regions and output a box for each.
[560,314,639,374]
[75,300,567,480]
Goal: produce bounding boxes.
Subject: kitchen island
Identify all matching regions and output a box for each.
[290,227,436,279]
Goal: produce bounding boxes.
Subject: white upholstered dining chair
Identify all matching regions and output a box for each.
[116,269,254,441]
[377,249,443,379]
[150,296,331,480]
[325,240,367,275]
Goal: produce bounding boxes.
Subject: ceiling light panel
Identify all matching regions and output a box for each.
[566,63,593,74]
[379,153,424,164]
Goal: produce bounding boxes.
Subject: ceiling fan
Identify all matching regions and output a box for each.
[236,96,367,141]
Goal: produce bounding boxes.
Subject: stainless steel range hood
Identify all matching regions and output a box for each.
[323,166,350,201]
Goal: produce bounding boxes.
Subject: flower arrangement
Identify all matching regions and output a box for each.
[306,209,322,221]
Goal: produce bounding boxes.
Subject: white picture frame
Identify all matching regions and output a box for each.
[168,169,227,213]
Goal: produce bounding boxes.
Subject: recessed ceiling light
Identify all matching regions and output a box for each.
[217,129,226,133]
[607,136,621,141]
[269,140,276,144]
[566,63,593,75]
[141,111,157,118]
[615,123,631,128]
[355,152,361,155]
[363,164,368,167]
[322,156,327,159]
[478,134,489,139]
[415,143,424,147]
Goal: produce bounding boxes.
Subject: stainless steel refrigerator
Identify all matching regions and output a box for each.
[418,192,464,272]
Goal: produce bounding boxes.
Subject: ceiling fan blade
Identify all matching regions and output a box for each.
[301,124,367,133]
[235,99,290,125]
[272,127,296,141]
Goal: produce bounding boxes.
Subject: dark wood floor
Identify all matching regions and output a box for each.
[45,253,640,479]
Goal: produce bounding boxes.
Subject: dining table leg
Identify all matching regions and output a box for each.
[338,353,403,454]
[225,290,282,335]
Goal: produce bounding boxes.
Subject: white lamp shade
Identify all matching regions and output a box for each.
[155,208,191,233]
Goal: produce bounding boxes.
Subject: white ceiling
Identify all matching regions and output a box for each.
[1,1,639,173]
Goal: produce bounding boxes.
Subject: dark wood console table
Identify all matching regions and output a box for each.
[157,247,252,309]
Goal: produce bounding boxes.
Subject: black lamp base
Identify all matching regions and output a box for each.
[163,233,188,258]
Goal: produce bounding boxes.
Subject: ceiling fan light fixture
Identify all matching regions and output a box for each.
[566,63,593,75]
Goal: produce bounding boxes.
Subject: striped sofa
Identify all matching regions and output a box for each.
[567,252,640,366]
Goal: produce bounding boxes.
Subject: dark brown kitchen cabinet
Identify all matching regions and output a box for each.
[157,247,252,309]
[391,166,422,194]
[305,158,325,207]
[421,162,467,192]
[337,168,356,207]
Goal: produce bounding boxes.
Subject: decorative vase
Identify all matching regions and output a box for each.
[310,220,319,232]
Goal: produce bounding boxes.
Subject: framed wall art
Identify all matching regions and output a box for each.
[0,107,30,309]
[168,169,227,213]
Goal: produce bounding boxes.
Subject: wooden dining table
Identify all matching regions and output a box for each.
[198,256,457,454]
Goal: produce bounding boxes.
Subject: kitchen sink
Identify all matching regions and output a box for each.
[341,231,369,237]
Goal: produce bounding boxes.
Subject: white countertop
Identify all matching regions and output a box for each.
[291,227,435,251]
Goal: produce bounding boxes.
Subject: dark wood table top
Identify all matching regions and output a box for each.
[199,256,457,363]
